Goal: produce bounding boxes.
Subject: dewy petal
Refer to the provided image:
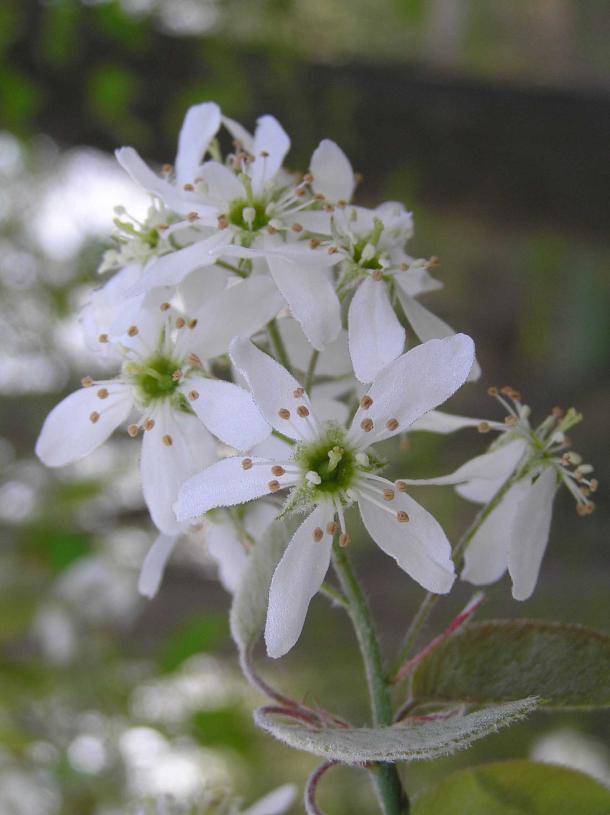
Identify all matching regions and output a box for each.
[349,334,475,446]
[265,503,334,658]
[266,254,341,351]
[138,533,179,598]
[310,139,355,203]
[397,291,481,381]
[189,276,284,358]
[206,521,249,594]
[176,456,292,522]
[509,467,558,601]
[348,277,405,383]
[409,410,488,434]
[36,386,133,467]
[181,377,270,450]
[250,115,290,194]
[243,785,297,815]
[129,231,233,295]
[461,477,531,586]
[198,160,244,204]
[141,405,217,534]
[230,338,317,441]
[174,102,221,185]
[358,484,455,594]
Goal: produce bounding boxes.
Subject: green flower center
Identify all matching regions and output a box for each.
[132,356,181,403]
[352,239,382,270]
[297,429,358,497]
[228,198,269,231]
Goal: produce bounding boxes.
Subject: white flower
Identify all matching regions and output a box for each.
[36,300,273,534]
[176,333,475,657]
[403,390,597,600]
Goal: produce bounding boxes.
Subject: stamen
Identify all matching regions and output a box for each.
[171,370,184,382]
[313,527,324,542]
[268,480,281,493]
[187,212,199,222]
[89,411,100,423]
[81,376,94,387]
[162,164,173,175]
[242,458,253,470]
[162,434,173,446]
[293,387,305,398]
[360,396,373,409]
[186,353,202,367]
[396,511,410,523]
[143,419,155,431]
[278,408,291,420]
[478,422,491,433]
[339,533,350,547]
[98,334,109,344]
[383,488,395,502]
[127,325,139,337]
[309,239,320,249]
[271,465,285,476]
[326,522,338,535]
[188,319,198,329]
[175,317,186,329]
[183,183,194,191]
[128,424,140,437]
[188,390,199,401]
[218,215,229,230]
[97,388,109,399]
[386,418,399,432]
[396,481,408,493]
[360,418,374,432]
[297,405,310,417]
[371,270,383,281]
[160,302,171,312]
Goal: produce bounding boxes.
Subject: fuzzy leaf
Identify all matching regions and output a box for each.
[229,520,291,653]
[255,698,537,764]
[412,760,610,815]
[411,620,610,709]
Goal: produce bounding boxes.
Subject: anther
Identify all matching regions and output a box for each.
[589,479,599,492]
[127,325,139,337]
[271,465,285,476]
[478,422,491,433]
[360,418,374,432]
[97,388,109,399]
[326,522,338,535]
[187,211,199,222]
[371,270,383,281]
[98,334,109,344]
[297,405,310,417]
[242,458,253,470]
[552,406,564,418]
[396,481,408,493]
[175,317,185,329]
[386,418,399,431]
[260,150,269,158]
[303,172,314,184]
[576,501,595,516]
[339,533,351,547]
[89,411,100,423]
[383,488,395,502]
[160,302,171,312]
[81,376,94,387]
[162,434,173,446]
[162,164,173,175]
[427,256,440,269]
[291,223,303,233]
[328,246,339,254]
[278,408,291,420]
[293,387,305,398]
[127,424,140,437]
[187,353,202,367]
[171,370,183,381]
[188,319,198,329]
[360,395,373,409]
[217,215,229,230]
[396,511,410,523]
[309,239,320,249]
[143,419,155,431]
[183,183,194,191]
[268,480,281,493]
[487,386,499,397]
[188,390,199,401]
[400,262,409,271]
[313,527,324,542]
[267,226,278,235]
[504,416,518,427]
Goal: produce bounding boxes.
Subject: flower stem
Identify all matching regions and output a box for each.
[268,318,292,373]
[305,349,320,392]
[390,470,524,683]
[332,545,409,815]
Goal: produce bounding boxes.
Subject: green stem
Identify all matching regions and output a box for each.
[267,319,293,373]
[305,349,320,392]
[390,470,525,683]
[332,545,409,815]
[216,259,247,278]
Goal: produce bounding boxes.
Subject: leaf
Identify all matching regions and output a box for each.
[254,698,537,764]
[411,620,610,709]
[229,520,291,654]
[412,760,610,815]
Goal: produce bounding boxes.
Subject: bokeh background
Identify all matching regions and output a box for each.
[1,1,609,813]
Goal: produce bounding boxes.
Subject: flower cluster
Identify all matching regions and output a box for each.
[36,101,595,659]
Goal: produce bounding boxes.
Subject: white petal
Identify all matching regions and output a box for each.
[243,785,297,815]
[265,504,333,658]
[190,276,284,358]
[176,264,229,313]
[461,478,531,586]
[175,102,221,185]
[244,501,278,538]
[312,396,350,425]
[206,521,249,594]
[358,485,455,594]
[310,139,355,203]
[509,468,557,601]
[397,291,481,381]
[349,334,475,446]
[175,456,291,522]
[141,405,217,534]
[409,410,487,434]
[129,231,233,295]
[181,377,270,450]
[222,114,254,152]
[198,160,244,204]
[400,439,527,489]
[36,386,132,467]
[348,277,405,383]
[395,264,442,297]
[278,318,352,377]
[266,254,341,351]
[230,338,316,441]
[250,115,290,193]
[138,533,179,598]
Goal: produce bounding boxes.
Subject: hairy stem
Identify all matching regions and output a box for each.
[267,318,292,373]
[390,471,523,683]
[332,545,409,815]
